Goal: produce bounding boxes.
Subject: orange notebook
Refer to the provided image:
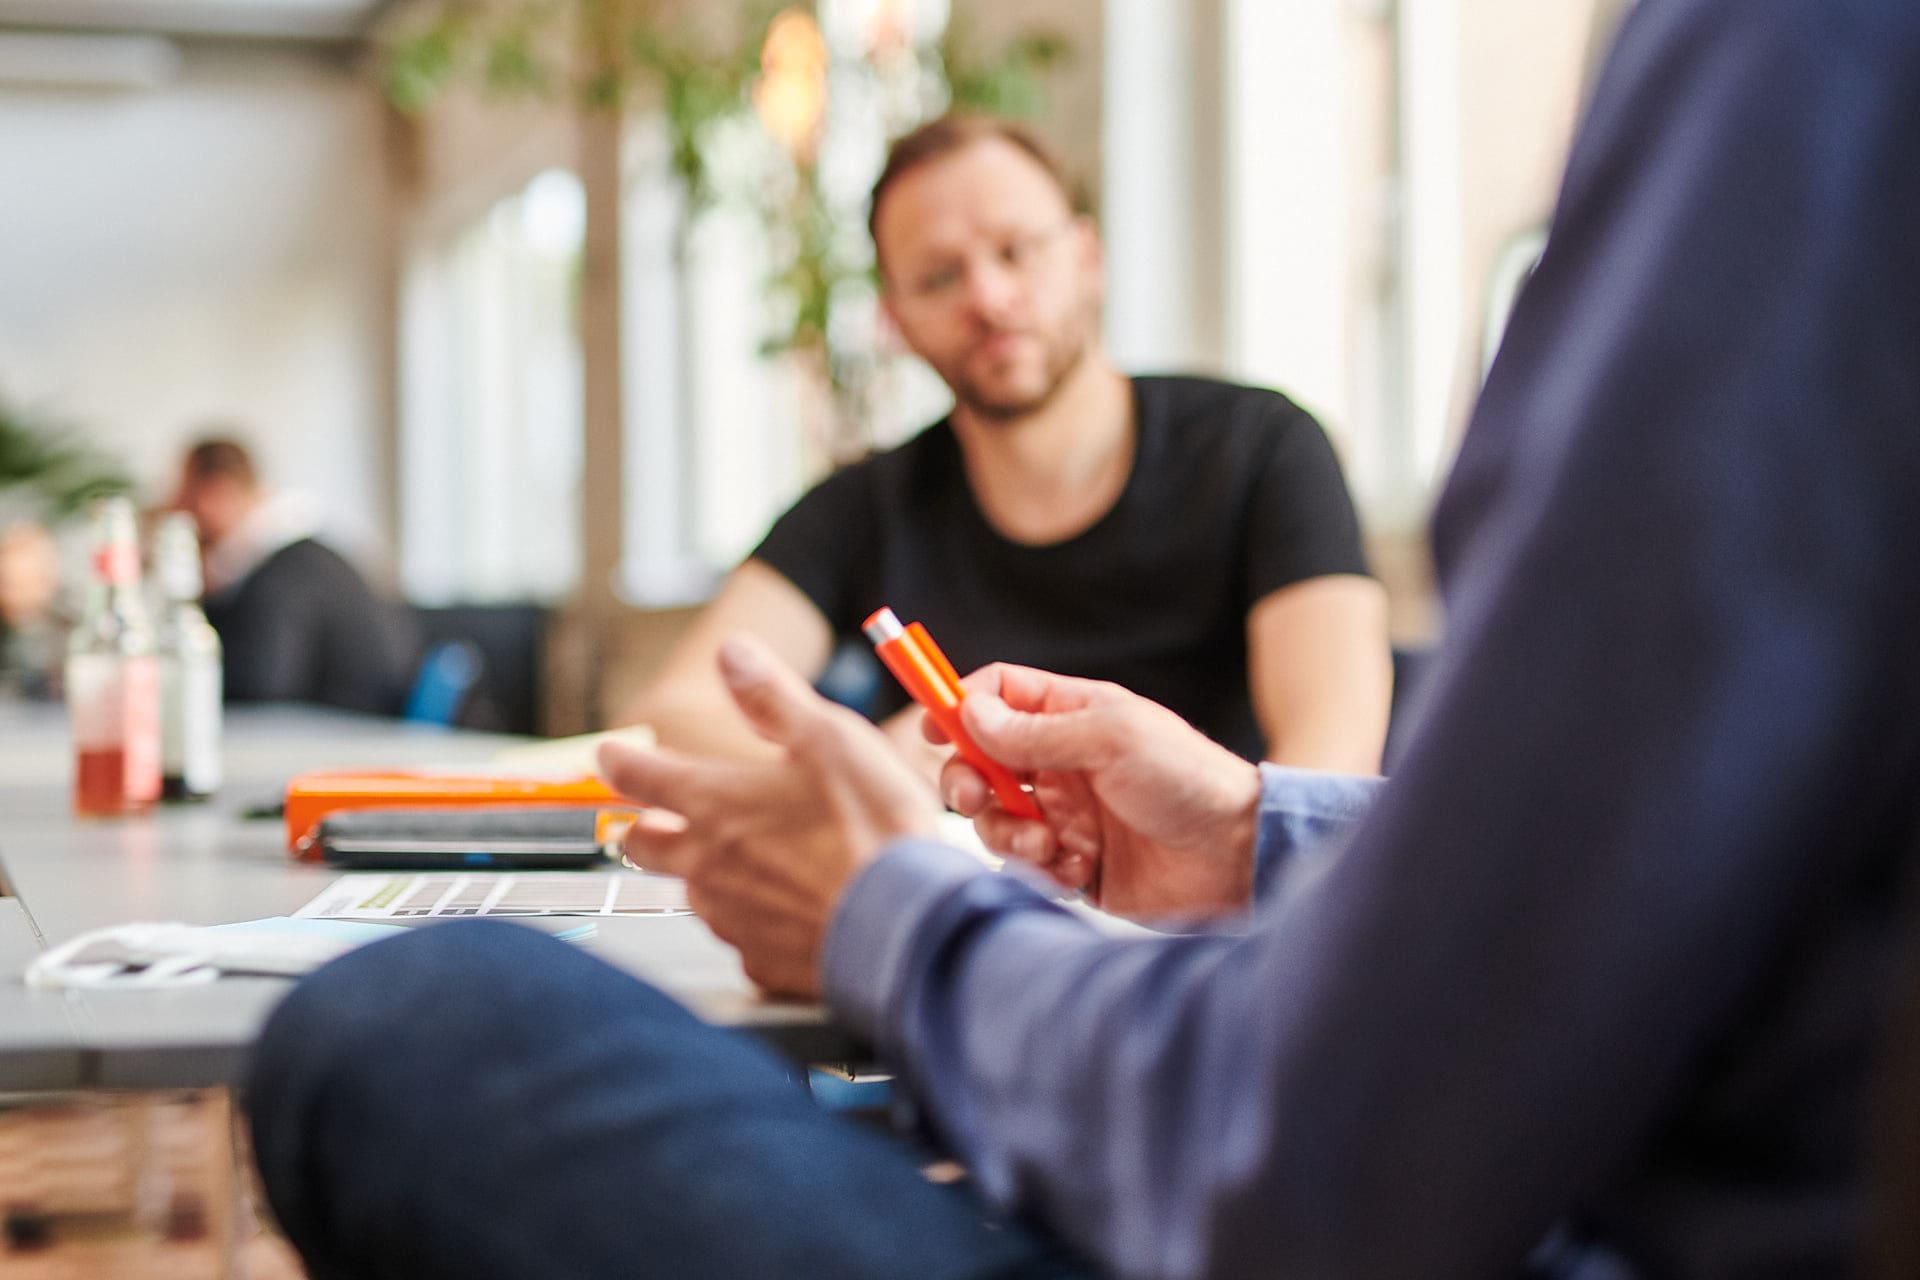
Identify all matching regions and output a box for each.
[283,769,628,861]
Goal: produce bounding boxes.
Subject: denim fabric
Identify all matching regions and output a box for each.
[247,919,1094,1280]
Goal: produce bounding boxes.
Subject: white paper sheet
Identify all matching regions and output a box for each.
[294,871,690,920]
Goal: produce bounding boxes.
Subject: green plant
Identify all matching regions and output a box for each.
[628,13,774,217]
[940,17,1071,120]
[384,1,775,218]
[379,1,1071,455]
[0,398,130,520]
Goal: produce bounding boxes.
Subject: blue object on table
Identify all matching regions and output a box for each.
[403,640,484,727]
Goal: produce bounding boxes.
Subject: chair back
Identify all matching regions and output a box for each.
[411,604,549,733]
[402,640,483,727]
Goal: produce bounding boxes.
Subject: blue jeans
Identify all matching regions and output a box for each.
[246,920,1095,1280]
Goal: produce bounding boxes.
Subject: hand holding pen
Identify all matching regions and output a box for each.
[929,659,1265,921]
[862,607,1044,821]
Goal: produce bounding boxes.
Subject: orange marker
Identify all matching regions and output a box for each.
[863,607,1042,821]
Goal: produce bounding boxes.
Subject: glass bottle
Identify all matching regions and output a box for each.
[151,512,223,801]
[66,496,161,817]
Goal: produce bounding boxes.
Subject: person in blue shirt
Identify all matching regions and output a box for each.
[245,0,1920,1275]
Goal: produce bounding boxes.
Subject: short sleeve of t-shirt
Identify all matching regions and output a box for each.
[748,459,876,627]
[1239,399,1370,608]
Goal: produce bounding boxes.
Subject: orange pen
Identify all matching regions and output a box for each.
[862,607,1043,821]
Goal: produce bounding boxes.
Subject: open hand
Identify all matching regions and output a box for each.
[600,635,943,996]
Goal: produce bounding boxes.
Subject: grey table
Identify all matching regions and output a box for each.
[0,703,857,1090]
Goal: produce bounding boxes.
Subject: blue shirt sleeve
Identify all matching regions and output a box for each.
[824,4,1920,1276]
[822,765,1383,1048]
[1248,765,1384,902]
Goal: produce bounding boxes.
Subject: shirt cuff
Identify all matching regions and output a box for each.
[822,838,1000,1045]
[1253,764,1385,902]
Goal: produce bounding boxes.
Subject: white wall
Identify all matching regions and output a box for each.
[1104,0,1376,482]
[1220,0,1351,425]
[1097,0,1604,531]
[0,42,391,565]
[1447,0,1607,427]
[1100,0,1221,374]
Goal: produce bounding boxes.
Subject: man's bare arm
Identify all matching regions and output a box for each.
[1246,574,1393,773]
[617,560,835,760]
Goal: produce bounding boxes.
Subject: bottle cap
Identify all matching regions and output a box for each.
[88,496,141,587]
[152,512,205,601]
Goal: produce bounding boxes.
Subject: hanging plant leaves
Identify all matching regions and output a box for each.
[375,0,1073,458]
[0,399,131,519]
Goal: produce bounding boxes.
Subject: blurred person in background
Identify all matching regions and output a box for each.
[171,436,419,716]
[0,519,66,699]
[623,114,1391,776]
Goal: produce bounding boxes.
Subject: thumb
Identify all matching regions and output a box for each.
[717,633,828,749]
[961,692,1114,774]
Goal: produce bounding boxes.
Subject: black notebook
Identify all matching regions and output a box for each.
[308,807,615,871]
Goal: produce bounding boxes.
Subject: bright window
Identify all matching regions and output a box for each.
[399,168,585,603]
[616,0,955,607]
[618,118,799,607]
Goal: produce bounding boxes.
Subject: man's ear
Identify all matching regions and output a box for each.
[1075,214,1107,306]
[1074,214,1104,275]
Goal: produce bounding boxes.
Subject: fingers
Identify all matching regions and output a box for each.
[991,770,1103,891]
[934,662,1100,758]
[923,664,1035,745]
[919,706,951,746]
[619,809,697,877]
[973,808,1052,865]
[716,633,829,749]
[938,754,992,815]
[971,810,1095,893]
[718,634,895,792]
[972,808,1056,869]
[597,740,733,877]
[597,740,703,811]
[960,690,1116,774]
[955,661,1055,710]
[1052,852,1096,893]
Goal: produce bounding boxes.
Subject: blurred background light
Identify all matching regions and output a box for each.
[0,31,181,91]
[755,8,829,162]
[521,169,587,259]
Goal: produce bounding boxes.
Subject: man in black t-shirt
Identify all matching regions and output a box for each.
[624,115,1390,769]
